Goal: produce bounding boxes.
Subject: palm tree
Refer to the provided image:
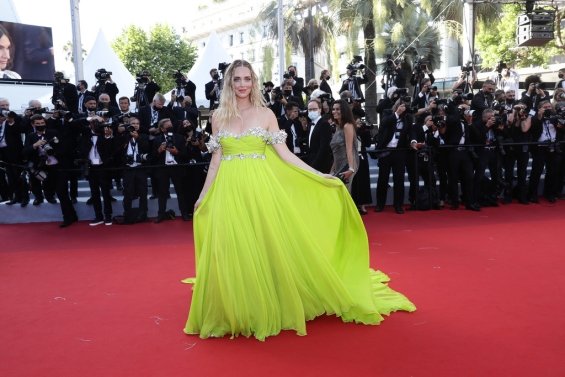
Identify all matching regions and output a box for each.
[257,1,336,82]
[331,0,379,123]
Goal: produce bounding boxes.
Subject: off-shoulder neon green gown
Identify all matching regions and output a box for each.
[184,127,415,340]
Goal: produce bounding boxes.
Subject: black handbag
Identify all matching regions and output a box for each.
[333,164,350,184]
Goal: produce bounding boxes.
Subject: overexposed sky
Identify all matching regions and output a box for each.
[9,0,223,72]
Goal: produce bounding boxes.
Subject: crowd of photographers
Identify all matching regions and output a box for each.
[1,68,206,227]
[1,61,564,227]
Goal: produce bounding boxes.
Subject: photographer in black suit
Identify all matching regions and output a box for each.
[131,70,160,110]
[375,100,412,214]
[0,99,26,205]
[205,68,221,110]
[269,80,302,118]
[51,72,78,115]
[22,115,58,205]
[303,98,332,173]
[77,80,95,114]
[117,116,150,223]
[152,118,190,223]
[78,115,119,226]
[284,65,305,108]
[277,101,305,155]
[444,108,481,211]
[93,68,119,108]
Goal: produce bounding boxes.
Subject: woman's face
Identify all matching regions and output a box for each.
[0,35,12,70]
[331,104,341,120]
[232,66,253,100]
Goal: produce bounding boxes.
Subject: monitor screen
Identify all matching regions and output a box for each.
[0,20,55,82]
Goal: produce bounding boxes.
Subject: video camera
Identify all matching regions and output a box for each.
[165,132,175,149]
[347,55,365,75]
[95,68,112,82]
[135,71,150,85]
[461,62,473,73]
[413,57,428,74]
[452,90,474,105]
[495,61,507,74]
[218,62,230,74]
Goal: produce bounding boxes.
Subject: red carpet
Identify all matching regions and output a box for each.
[1,202,565,377]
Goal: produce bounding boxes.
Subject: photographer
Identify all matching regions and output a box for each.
[173,71,196,105]
[302,79,319,102]
[472,108,505,207]
[413,80,439,124]
[453,64,476,94]
[152,118,190,223]
[470,80,496,119]
[501,102,531,204]
[351,115,373,214]
[117,116,150,223]
[408,114,441,210]
[277,101,305,155]
[339,58,366,102]
[319,70,333,99]
[555,68,565,90]
[77,80,94,114]
[520,75,550,112]
[78,115,118,226]
[375,99,412,214]
[182,120,207,217]
[262,81,275,104]
[443,108,481,211]
[0,99,27,206]
[491,62,520,94]
[269,80,302,117]
[410,59,434,99]
[169,95,198,129]
[527,100,563,203]
[131,70,160,110]
[205,68,221,110]
[51,72,78,115]
[93,68,119,108]
[22,114,59,206]
[114,96,138,131]
[284,65,305,108]
[139,93,175,138]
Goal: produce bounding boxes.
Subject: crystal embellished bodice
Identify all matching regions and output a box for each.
[206,127,287,160]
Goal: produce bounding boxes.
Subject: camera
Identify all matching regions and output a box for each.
[135,71,150,85]
[461,62,474,73]
[218,62,230,73]
[452,90,474,105]
[126,153,148,165]
[96,110,110,118]
[432,115,446,128]
[495,61,507,74]
[26,107,49,115]
[126,125,136,133]
[346,55,365,75]
[283,71,295,80]
[165,132,175,149]
[95,68,112,81]
[190,131,202,143]
[41,137,59,157]
[413,57,428,73]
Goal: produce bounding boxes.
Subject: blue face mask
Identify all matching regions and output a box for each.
[308,110,320,121]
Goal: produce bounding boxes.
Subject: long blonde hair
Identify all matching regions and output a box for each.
[213,60,266,127]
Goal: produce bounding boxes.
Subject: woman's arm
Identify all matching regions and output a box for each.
[341,122,357,181]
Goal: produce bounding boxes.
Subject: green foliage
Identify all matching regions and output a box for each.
[261,46,274,82]
[112,24,198,93]
[62,41,86,63]
[476,4,560,69]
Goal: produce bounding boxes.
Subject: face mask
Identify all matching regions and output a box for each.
[35,125,46,132]
[308,111,320,121]
[163,127,173,133]
[284,90,292,96]
[212,73,220,80]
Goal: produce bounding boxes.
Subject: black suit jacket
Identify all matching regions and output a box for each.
[117,133,151,166]
[304,117,333,173]
[77,90,95,113]
[205,80,219,110]
[410,123,440,147]
[23,130,60,166]
[319,79,333,99]
[151,132,188,165]
[291,77,305,108]
[376,113,411,150]
[0,118,24,161]
[78,131,119,166]
[444,114,480,146]
[138,106,175,135]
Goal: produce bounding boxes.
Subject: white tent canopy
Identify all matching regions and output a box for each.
[186,31,231,108]
[83,30,136,100]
